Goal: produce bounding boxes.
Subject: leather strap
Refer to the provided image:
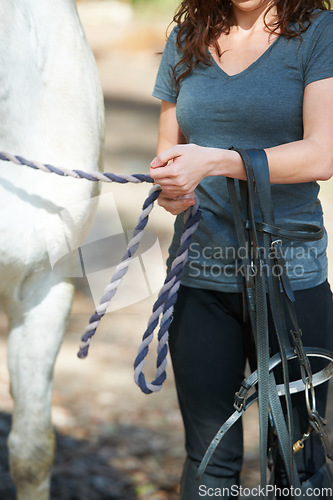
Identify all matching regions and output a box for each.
[228,149,296,488]
[196,348,333,481]
[244,220,324,242]
[198,148,333,494]
[246,148,297,487]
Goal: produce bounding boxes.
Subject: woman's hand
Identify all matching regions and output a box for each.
[150,144,213,197]
[157,192,196,215]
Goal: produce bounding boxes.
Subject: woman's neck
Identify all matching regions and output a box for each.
[230,2,278,33]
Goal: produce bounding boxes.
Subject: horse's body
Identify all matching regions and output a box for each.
[0,1,104,498]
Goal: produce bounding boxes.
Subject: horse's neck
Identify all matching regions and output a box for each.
[0,0,103,162]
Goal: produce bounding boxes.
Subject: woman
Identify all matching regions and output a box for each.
[151,1,333,498]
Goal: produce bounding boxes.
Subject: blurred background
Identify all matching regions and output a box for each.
[0,1,332,498]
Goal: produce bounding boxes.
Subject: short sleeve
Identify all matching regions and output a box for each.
[303,11,333,87]
[152,28,179,103]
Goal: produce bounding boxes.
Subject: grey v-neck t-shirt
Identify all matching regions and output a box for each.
[153,10,333,292]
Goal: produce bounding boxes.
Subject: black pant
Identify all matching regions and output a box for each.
[168,281,333,482]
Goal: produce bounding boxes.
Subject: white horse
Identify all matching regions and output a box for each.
[0,1,104,498]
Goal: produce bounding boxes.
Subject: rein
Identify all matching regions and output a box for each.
[197,148,333,491]
[2,149,332,489]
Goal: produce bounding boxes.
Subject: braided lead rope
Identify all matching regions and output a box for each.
[0,151,152,184]
[77,184,161,358]
[134,200,201,394]
[1,150,202,394]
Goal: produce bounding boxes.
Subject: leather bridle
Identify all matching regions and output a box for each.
[197,148,333,492]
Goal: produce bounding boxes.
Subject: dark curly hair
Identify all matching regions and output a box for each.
[172,0,331,87]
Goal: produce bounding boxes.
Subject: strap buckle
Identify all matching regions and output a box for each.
[308,410,333,460]
[271,238,282,249]
[234,379,252,412]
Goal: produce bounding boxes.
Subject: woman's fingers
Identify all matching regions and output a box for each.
[151,162,191,195]
[150,145,182,168]
[155,182,188,196]
[158,193,195,215]
[150,159,178,182]
[150,143,209,196]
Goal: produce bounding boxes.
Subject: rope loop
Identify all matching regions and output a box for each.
[77,184,162,358]
[0,151,202,394]
[134,200,201,393]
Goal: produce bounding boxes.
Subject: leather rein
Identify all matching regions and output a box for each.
[197,148,333,492]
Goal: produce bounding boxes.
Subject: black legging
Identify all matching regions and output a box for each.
[168,280,333,483]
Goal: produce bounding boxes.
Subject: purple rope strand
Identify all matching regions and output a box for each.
[77,185,161,357]
[0,151,153,183]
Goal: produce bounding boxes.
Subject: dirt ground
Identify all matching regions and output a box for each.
[0,2,333,499]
